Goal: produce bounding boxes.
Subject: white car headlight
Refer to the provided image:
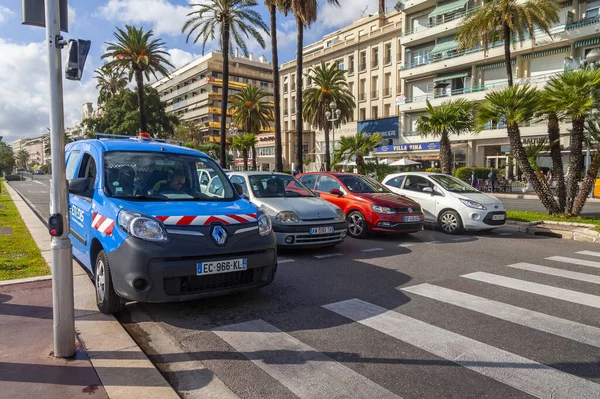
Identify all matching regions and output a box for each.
[275,211,299,224]
[257,211,272,236]
[118,210,168,242]
[459,199,487,210]
[335,207,345,221]
[371,204,395,214]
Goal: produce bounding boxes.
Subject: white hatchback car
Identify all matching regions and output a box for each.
[382,172,506,234]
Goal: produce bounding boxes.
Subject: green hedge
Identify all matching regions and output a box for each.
[455,167,496,181]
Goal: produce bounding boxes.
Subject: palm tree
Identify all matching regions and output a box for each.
[182,0,268,169]
[102,25,174,133]
[16,149,29,169]
[302,62,356,172]
[333,132,382,173]
[543,69,600,213]
[229,85,274,171]
[265,0,291,172]
[290,0,340,173]
[457,0,559,87]
[94,64,128,105]
[230,133,257,171]
[416,99,474,175]
[476,84,560,214]
[572,119,600,215]
[174,120,204,147]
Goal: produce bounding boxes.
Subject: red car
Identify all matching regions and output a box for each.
[298,172,424,238]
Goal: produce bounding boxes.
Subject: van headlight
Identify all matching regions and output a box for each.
[275,211,299,224]
[459,199,487,210]
[257,211,272,236]
[118,210,168,242]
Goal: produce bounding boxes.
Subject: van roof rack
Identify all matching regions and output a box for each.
[93,132,184,146]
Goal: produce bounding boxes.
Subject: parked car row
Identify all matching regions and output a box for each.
[63,133,506,314]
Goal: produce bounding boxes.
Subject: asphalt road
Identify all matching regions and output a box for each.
[9,177,600,398]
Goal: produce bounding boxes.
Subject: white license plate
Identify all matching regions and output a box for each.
[492,214,506,221]
[197,258,247,275]
[310,226,334,234]
[404,216,421,222]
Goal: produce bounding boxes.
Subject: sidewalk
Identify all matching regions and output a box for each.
[1,183,179,399]
[491,192,600,202]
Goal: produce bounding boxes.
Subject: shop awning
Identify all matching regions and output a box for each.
[430,39,459,56]
[521,45,571,60]
[429,0,469,19]
[476,59,516,71]
[433,71,469,82]
[575,37,600,48]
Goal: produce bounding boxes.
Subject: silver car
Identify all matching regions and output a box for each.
[228,172,347,248]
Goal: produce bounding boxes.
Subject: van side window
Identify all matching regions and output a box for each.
[65,150,81,179]
[77,154,97,199]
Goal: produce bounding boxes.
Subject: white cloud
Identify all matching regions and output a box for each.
[166,48,200,70]
[314,0,373,30]
[0,6,15,24]
[68,4,77,27]
[0,39,98,144]
[97,0,192,36]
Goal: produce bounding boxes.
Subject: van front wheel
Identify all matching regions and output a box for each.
[95,250,122,314]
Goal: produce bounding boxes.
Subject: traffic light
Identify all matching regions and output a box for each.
[65,39,91,81]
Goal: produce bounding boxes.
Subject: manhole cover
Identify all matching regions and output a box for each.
[0,227,12,236]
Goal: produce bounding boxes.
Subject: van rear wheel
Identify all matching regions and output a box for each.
[95,250,122,314]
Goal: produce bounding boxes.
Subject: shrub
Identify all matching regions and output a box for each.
[455,167,493,181]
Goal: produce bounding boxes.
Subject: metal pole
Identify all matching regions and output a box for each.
[331,119,335,171]
[45,0,75,358]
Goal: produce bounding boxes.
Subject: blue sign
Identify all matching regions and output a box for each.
[376,142,440,152]
[357,116,399,139]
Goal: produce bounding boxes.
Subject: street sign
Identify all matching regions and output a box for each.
[395,94,406,105]
[22,0,69,32]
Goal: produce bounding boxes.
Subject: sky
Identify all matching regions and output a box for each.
[0,0,377,144]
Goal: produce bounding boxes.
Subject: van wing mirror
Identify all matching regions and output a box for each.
[68,178,88,195]
[233,182,245,196]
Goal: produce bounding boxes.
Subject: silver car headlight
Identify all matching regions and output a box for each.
[257,211,272,236]
[460,199,487,210]
[335,207,345,221]
[118,210,168,242]
[371,204,395,214]
[275,211,299,224]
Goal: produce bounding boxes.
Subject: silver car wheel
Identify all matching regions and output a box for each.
[348,214,364,236]
[96,259,106,303]
[440,212,458,233]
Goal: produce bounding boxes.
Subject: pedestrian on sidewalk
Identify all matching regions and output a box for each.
[470,170,478,188]
[488,169,498,192]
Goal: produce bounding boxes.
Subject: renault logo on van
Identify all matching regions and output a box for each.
[211,225,228,246]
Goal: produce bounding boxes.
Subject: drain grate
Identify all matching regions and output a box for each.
[0,227,13,236]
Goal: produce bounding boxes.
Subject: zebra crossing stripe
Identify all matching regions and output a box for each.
[278,259,295,264]
[577,250,600,258]
[401,283,600,348]
[462,272,600,309]
[507,263,600,285]
[546,256,600,269]
[323,299,600,399]
[213,319,399,399]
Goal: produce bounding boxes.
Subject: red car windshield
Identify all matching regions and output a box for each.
[338,175,390,194]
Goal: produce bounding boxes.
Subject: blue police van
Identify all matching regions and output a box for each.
[65,133,277,313]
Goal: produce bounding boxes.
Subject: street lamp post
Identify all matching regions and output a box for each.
[228,123,239,170]
[325,102,342,169]
[585,50,600,177]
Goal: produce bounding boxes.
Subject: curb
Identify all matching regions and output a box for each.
[4,183,179,399]
[505,220,600,244]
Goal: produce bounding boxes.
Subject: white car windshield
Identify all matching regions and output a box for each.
[429,174,479,193]
[104,151,235,201]
[249,175,315,198]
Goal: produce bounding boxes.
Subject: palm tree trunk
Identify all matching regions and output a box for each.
[572,151,600,216]
[135,70,147,132]
[356,154,364,173]
[566,115,585,213]
[547,114,566,212]
[270,4,284,172]
[507,123,559,214]
[219,23,231,169]
[324,113,331,171]
[503,22,513,87]
[295,16,304,173]
[439,132,452,175]
[243,148,248,171]
[252,144,257,171]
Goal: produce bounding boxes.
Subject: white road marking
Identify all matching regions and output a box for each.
[324,299,600,399]
[401,283,600,348]
[32,180,45,186]
[398,243,415,247]
[277,259,295,264]
[546,256,600,269]
[462,272,600,309]
[213,319,400,399]
[314,253,343,259]
[422,241,443,244]
[576,250,600,258]
[507,262,600,285]
[361,248,383,252]
[497,233,513,236]
[452,237,472,241]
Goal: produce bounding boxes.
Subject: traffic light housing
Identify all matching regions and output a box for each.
[65,39,91,81]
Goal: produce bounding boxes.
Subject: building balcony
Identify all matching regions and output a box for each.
[399,0,436,14]
[208,107,235,115]
[348,67,355,75]
[383,87,393,97]
[371,60,379,68]
[371,90,379,99]
[402,5,481,45]
[359,63,367,72]
[284,109,289,116]
[384,56,392,65]
[291,107,297,114]
[358,93,366,101]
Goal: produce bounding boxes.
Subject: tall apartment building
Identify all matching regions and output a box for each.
[394,0,600,170]
[279,12,404,170]
[153,51,276,169]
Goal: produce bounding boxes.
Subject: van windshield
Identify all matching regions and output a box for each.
[104,151,236,201]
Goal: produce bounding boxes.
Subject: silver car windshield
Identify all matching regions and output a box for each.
[429,174,479,193]
[249,175,315,198]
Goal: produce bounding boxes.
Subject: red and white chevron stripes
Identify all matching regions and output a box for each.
[92,212,115,236]
[154,214,257,226]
